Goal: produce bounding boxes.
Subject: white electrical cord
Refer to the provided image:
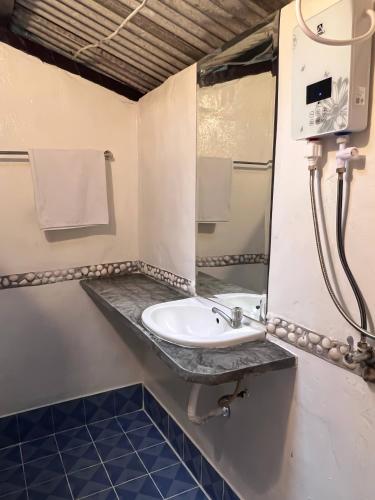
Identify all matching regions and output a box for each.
[73,0,148,61]
[296,0,375,46]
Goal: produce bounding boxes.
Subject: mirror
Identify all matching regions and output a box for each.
[195,13,279,323]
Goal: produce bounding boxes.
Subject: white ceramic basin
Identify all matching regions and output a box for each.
[214,293,266,320]
[141,297,266,348]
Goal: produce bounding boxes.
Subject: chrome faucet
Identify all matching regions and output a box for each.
[212,306,243,329]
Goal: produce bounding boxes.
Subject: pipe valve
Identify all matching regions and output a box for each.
[336,146,360,170]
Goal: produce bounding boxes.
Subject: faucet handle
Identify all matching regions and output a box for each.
[232,307,243,318]
[231,307,243,328]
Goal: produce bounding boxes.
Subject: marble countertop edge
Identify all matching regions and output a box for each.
[80,275,296,385]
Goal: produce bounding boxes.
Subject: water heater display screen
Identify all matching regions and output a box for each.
[306,77,332,104]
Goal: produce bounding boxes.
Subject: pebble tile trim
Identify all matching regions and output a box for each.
[196,254,269,267]
[139,261,194,294]
[0,260,194,294]
[266,314,362,376]
[0,261,139,290]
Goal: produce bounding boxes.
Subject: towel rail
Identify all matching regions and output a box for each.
[233,160,272,170]
[0,150,114,161]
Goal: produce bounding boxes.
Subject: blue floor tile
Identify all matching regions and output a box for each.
[18,407,53,442]
[183,438,201,483]
[84,488,117,499]
[0,386,228,500]
[0,465,25,496]
[116,475,162,499]
[27,476,72,499]
[0,415,19,450]
[143,390,169,438]
[104,453,147,486]
[88,418,123,442]
[117,411,152,433]
[223,482,240,500]
[114,385,143,416]
[0,489,28,500]
[24,453,65,487]
[138,442,179,473]
[127,425,164,451]
[151,463,196,498]
[95,434,133,462]
[55,426,91,452]
[0,445,21,471]
[52,399,85,433]
[21,435,58,463]
[85,393,115,424]
[172,488,208,499]
[67,463,111,499]
[168,419,184,459]
[61,443,100,474]
[201,458,223,500]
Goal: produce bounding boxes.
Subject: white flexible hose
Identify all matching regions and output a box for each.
[296,0,375,46]
[73,0,148,61]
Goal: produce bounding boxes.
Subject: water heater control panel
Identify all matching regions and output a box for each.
[292,0,372,140]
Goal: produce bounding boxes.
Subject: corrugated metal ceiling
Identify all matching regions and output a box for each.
[10,0,290,95]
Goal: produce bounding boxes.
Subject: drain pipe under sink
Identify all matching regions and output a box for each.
[187,380,246,424]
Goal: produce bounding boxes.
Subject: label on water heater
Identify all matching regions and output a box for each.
[355,87,366,106]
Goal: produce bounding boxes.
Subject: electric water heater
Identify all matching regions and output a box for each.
[292,0,372,140]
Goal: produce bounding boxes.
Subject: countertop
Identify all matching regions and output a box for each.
[196,271,253,297]
[81,274,296,385]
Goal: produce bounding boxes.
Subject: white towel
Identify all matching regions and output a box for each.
[30,149,109,231]
[197,156,232,223]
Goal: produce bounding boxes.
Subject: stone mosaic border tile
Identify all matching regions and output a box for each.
[0,261,139,289]
[196,254,269,267]
[266,314,362,376]
[139,261,194,294]
[0,260,194,294]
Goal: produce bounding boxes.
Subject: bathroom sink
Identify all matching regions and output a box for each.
[214,293,266,319]
[141,297,266,348]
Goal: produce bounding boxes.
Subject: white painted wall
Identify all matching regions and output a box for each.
[138,65,197,284]
[0,44,143,416]
[0,282,144,415]
[145,2,375,500]
[0,44,139,274]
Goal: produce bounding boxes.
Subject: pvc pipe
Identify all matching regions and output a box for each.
[187,384,223,425]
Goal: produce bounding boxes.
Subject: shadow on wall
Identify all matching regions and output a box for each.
[142,350,296,497]
[0,285,94,414]
[45,161,116,242]
[85,292,148,368]
[0,281,145,416]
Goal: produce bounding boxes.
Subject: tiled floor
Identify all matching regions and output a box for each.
[0,409,209,500]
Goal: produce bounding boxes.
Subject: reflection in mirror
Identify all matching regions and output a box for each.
[196,14,279,323]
